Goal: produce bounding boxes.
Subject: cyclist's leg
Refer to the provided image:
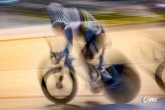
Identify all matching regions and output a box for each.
[95,32,106,69]
[80,43,102,93]
[80,27,110,80]
[94,32,113,81]
[78,24,103,91]
[81,41,96,81]
[78,23,97,80]
[95,33,122,88]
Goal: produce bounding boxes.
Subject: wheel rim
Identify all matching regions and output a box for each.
[44,68,74,99]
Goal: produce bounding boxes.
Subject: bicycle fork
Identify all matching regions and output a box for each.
[56,56,74,89]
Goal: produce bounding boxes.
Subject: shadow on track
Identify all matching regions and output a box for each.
[73,104,141,110]
[45,104,80,110]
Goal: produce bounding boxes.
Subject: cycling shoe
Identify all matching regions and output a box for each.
[103,78,122,90]
[99,68,112,81]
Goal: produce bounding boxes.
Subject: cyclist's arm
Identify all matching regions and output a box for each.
[60,25,73,57]
[56,25,73,62]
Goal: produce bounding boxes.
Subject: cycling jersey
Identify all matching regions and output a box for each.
[47,2,105,69]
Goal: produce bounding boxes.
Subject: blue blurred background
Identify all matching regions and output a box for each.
[0,0,165,26]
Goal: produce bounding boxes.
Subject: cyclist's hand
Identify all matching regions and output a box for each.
[50,51,60,64]
[50,51,65,64]
[55,56,61,64]
[50,51,54,59]
[55,52,65,64]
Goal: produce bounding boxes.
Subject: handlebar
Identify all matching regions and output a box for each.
[50,51,57,60]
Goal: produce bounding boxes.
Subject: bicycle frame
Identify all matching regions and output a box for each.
[45,37,75,77]
[45,37,123,84]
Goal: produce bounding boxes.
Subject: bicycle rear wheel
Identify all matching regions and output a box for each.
[41,67,77,104]
[104,65,141,103]
[155,62,165,92]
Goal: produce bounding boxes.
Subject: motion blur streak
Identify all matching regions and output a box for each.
[0,0,19,4]
[0,0,165,110]
[0,26,165,97]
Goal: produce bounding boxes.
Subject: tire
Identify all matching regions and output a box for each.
[155,62,165,92]
[104,65,141,103]
[41,67,77,104]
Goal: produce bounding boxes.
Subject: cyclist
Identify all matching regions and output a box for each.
[47,2,115,92]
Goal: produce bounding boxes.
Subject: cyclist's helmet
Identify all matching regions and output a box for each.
[47,2,68,26]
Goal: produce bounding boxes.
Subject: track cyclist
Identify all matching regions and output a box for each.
[47,2,118,93]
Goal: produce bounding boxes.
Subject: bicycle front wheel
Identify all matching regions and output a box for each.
[41,67,77,104]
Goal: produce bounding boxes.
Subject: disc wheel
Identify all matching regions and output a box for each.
[104,65,141,103]
[155,62,165,92]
